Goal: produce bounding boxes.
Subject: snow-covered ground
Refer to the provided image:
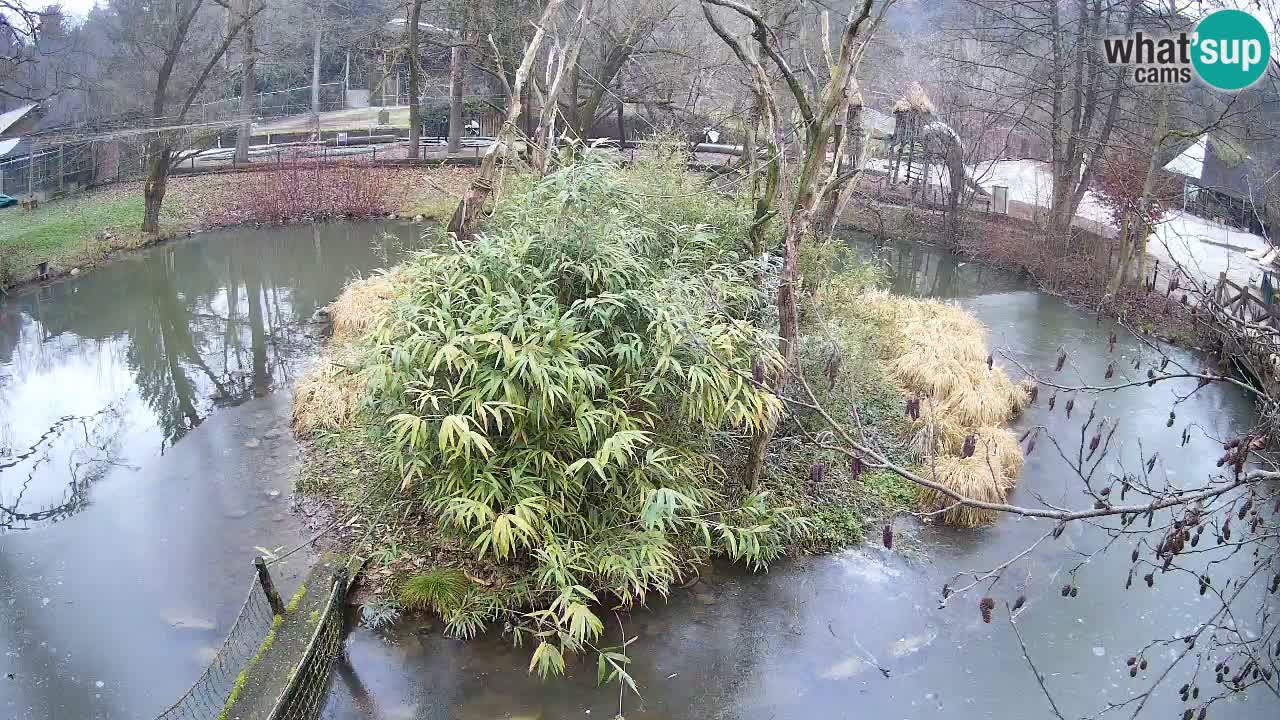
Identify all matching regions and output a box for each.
[864,155,1271,286]
[968,159,1270,287]
[1148,211,1270,288]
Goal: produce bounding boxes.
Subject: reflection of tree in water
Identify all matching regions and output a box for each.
[125,242,322,448]
[0,404,127,531]
[0,224,425,529]
[843,233,1025,299]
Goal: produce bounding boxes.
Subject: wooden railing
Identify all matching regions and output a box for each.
[1213,272,1279,328]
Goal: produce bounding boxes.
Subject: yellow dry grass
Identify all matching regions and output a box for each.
[857,290,1031,526]
[293,271,404,434]
[292,352,366,434]
[920,455,1008,527]
[328,271,400,343]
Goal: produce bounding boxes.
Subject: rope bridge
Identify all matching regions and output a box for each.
[153,559,358,720]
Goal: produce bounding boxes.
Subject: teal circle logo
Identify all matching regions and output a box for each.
[1192,9,1271,91]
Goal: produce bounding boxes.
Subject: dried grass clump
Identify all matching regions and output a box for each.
[921,455,1007,527]
[961,426,1024,480]
[940,366,1027,427]
[329,271,400,342]
[908,402,964,458]
[292,352,366,434]
[905,82,936,114]
[855,290,1030,526]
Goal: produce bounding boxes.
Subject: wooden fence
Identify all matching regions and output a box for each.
[1213,272,1279,327]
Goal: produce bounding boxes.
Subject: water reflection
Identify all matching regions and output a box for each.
[1,220,426,720]
[844,231,1030,298]
[0,222,420,529]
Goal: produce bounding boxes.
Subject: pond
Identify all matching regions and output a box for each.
[0,225,1273,720]
[0,221,425,720]
[318,236,1276,720]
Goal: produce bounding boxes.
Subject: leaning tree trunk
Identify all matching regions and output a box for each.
[405,0,424,159]
[1132,86,1171,288]
[142,142,173,235]
[233,0,256,165]
[446,0,565,242]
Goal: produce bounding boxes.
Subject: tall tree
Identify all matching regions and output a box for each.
[446,0,565,241]
[702,0,892,488]
[310,6,323,133]
[404,0,424,158]
[233,0,258,164]
[107,0,260,234]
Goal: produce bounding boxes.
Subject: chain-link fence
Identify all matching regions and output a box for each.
[267,569,351,720]
[0,137,151,200]
[199,83,347,123]
[153,577,277,720]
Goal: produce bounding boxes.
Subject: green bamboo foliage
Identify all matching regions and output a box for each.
[360,156,805,676]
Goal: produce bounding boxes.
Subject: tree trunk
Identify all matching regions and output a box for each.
[447,0,565,242]
[1133,86,1170,287]
[533,0,594,174]
[310,17,322,134]
[743,94,759,192]
[405,0,423,160]
[615,78,624,144]
[1107,213,1134,296]
[233,0,256,165]
[142,142,172,235]
[447,43,465,153]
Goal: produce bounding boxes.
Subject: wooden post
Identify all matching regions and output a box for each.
[254,556,286,615]
[616,77,625,146]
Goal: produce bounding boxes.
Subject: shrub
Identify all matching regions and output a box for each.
[226,158,393,224]
[357,156,805,676]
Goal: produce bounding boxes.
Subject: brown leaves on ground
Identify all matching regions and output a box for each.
[169,164,477,229]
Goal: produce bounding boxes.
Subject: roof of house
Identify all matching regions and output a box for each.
[864,108,895,138]
[1162,133,1276,200]
[1162,135,1206,179]
[0,103,38,137]
[0,137,20,158]
[385,18,456,36]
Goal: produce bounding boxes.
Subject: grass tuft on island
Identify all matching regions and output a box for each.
[292,150,1026,681]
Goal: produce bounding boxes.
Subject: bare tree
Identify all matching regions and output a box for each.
[936,0,1138,240]
[446,0,566,242]
[106,0,260,233]
[405,0,425,158]
[702,0,893,488]
[233,0,259,164]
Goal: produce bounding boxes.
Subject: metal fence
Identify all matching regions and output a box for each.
[267,569,351,720]
[199,83,347,123]
[153,577,277,720]
[0,137,153,200]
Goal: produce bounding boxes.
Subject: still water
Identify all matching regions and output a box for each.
[319,237,1276,720]
[0,221,423,719]
[0,225,1273,720]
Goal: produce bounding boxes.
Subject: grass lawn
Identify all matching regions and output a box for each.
[0,190,161,287]
[0,165,473,290]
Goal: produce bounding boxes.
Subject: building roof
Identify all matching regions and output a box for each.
[385,18,456,36]
[1161,133,1275,201]
[1162,135,1206,179]
[0,103,38,137]
[863,108,895,138]
[0,137,20,158]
